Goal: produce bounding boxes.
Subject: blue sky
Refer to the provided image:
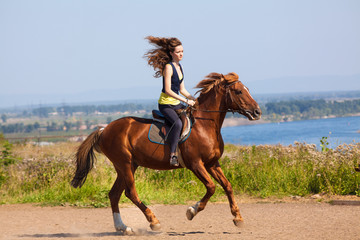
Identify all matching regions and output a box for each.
[0,0,359,107]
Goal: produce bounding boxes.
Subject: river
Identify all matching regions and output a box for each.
[221,116,360,149]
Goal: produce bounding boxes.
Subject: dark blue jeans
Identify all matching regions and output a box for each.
[158,103,185,154]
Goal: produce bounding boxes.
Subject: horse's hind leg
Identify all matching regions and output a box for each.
[207,161,244,227]
[109,172,133,234]
[122,165,161,231]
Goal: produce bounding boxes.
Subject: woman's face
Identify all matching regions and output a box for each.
[170,45,183,62]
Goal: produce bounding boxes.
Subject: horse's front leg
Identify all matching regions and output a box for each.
[207,161,243,227]
[186,160,216,221]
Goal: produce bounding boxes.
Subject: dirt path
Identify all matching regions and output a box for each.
[1,201,359,240]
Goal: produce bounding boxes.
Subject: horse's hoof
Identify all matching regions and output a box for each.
[116,227,134,235]
[233,218,244,227]
[150,223,161,231]
[125,227,135,235]
[186,207,196,220]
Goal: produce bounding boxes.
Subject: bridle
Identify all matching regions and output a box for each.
[189,81,244,114]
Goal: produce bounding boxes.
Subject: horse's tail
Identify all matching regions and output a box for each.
[71,128,103,188]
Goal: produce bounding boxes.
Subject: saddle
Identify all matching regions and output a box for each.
[151,109,191,142]
[149,109,192,168]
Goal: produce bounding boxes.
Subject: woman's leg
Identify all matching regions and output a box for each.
[158,104,183,161]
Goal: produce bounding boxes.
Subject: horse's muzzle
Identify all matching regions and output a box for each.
[245,107,261,121]
[254,108,262,120]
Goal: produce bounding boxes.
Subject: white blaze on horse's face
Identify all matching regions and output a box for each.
[243,86,251,97]
[243,85,257,103]
[242,84,255,102]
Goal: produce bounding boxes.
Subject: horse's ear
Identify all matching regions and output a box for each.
[224,72,239,81]
[229,72,239,80]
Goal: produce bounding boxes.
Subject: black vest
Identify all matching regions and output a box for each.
[162,62,184,94]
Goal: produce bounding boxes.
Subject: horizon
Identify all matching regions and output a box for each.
[2,88,360,113]
[1,0,359,108]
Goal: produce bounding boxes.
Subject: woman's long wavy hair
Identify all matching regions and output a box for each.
[144,36,182,78]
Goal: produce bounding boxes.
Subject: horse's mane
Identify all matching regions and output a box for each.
[195,72,239,95]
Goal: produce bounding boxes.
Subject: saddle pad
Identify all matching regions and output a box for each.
[148,121,187,168]
[148,121,191,145]
[148,121,167,145]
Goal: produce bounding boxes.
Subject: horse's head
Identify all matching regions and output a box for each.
[196,72,261,120]
[221,72,261,120]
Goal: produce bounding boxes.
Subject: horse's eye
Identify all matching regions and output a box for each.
[234,90,242,95]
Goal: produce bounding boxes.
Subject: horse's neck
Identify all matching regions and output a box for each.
[195,89,227,130]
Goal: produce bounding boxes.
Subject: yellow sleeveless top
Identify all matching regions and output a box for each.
[158,92,180,105]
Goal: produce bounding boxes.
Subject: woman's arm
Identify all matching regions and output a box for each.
[180,81,195,100]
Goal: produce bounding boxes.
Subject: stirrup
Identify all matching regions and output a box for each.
[170,155,179,167]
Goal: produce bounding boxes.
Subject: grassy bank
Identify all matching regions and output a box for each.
[0,141,359,207]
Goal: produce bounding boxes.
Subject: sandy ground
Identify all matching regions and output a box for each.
[1,199,360,240]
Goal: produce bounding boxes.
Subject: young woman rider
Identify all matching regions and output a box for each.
[144,36,196,166]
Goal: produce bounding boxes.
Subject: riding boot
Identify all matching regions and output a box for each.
[170,155,179,167]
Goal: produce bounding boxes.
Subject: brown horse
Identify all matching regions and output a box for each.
[71,72,261,234]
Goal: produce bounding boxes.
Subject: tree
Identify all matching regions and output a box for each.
[63,121,72,132]
[1,114,7,123]
[47,122,58,132]
[75,121,81,130]
[25,124,34,133]
[33,122,40,129]
[85,120,91,130]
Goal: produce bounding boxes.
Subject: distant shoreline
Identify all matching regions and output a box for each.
[223,114,360,128]
[223,118,270,127]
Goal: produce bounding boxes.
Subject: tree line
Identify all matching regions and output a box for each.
[0,118,108,134]
[31,103,156,118]
[0,122,41,134]
[263,99,360,121]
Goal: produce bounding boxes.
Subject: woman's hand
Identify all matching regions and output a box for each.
[186,99,196,107]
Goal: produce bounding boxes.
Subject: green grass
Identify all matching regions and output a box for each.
[0,142,359,206]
